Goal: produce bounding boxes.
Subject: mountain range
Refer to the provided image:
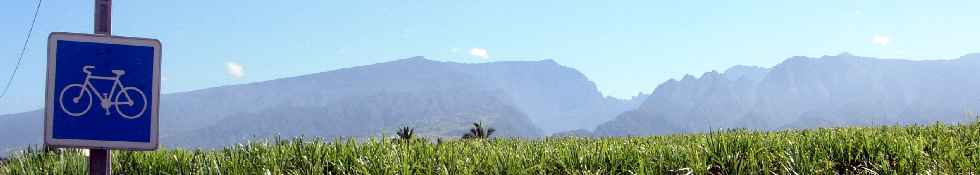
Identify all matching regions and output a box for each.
[595,53,980,136]
[4,53,980,155]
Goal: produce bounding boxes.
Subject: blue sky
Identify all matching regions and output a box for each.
[2,0,980,114]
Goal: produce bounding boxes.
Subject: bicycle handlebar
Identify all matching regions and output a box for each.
[82,66,95,74]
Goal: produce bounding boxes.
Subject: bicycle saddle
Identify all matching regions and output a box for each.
[112,70,126,75]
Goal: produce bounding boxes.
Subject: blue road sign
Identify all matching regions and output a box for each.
[44,32,161,150]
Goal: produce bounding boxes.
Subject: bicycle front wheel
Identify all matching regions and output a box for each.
[59,84,92,116]
[114,87,147,119]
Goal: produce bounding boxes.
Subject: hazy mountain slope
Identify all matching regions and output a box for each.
[596,53,980,136]
[746,54,980,129]
[157,57,488,137]
[161,57,631,136]
[0,111,42,157]
[596,69,763,135]
[160,57,549,147]
[159,57,639,142]
[447,60,644,133]
[166,89,540,148]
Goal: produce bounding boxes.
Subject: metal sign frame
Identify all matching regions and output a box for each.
[44,32,161,150]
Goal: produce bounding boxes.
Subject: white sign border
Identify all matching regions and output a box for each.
[44,32,161,151]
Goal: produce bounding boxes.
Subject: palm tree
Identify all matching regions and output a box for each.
[462,122,496,139]
[396,126,415,141]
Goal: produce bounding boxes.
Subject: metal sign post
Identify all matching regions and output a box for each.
[91,0,112,174]
[95,0,111,35]
[89,149,110,175]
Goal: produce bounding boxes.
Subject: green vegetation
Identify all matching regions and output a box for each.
[462,122,496,139]
[2,122,978,174]
[397,126,417,141]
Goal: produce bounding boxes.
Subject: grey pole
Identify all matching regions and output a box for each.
[88,149,110,175]
[95,0,110,35]
[90,0,112,174]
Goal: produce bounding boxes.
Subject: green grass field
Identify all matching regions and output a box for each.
[2,122,978,175]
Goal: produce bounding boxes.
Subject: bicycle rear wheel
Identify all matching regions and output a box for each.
[115,87,147,119]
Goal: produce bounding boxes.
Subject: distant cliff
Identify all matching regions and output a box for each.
[596,53,980,136]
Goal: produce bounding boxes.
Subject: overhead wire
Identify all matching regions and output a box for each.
[0,0,44,103]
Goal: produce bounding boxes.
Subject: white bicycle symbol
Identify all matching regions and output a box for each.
[59,65,147,119]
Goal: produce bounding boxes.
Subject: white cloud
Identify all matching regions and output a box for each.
[225,61,245,78]
[469,48,489,59]
[873,35,891,46]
